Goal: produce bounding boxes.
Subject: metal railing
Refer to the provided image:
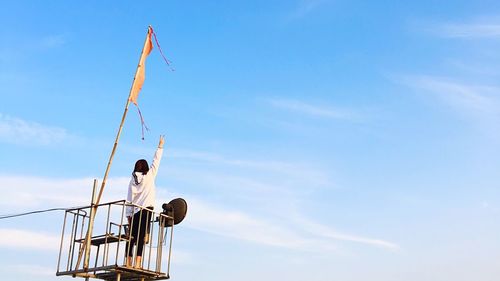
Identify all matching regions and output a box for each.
[56,200,173,281]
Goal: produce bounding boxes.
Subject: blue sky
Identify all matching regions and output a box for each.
[1,1,500,280]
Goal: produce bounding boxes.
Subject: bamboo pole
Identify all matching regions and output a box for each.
[76,26,153,271]
[83,179,98,270]
[96,25,153,205]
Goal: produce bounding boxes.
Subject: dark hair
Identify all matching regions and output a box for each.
[134,159,149,174]
[133,159,149,184]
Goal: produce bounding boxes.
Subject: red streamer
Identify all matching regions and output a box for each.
[151,27,175,71]
[136,105,150,140]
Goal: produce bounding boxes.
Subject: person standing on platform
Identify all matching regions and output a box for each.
[126,135,165,268]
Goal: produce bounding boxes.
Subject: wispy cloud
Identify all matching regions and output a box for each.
[0,229,60,251]
[170,249,196,265]
[0,34,65,63]
[289,0,329,19]
[267,98,361,121]
[186,198,309,249]
[1,264,55,276]
[0,113,74,146]
[39,34,66,49]
[435,22,500,39]
[291,216,399,250]
[162,149,334,222]
[0,173,396,253]
[161,150,397,251]
[185,198,397,251]
[169,149,332,187]
[0,175,129,211]
[419,17,500,39]
[396,75,500,117]
[481,201,498,212]
[445,59,500,77]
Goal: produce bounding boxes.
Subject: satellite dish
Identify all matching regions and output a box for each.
[160,198,187,227]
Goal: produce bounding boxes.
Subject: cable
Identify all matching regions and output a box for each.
[0,206,81,220]
[1,206,171,247]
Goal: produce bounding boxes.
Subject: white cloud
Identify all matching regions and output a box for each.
[445,59,500,76]
[435,22,500,39]
[186,198,308,249]
[0,34,65,63]
[185,198,398,252]
[0,229,60,251]
[0,174,130,211]
[397,75,500,117]
[169,149,332,188]
[2,264,55,276]
[481,201,498,212]
[292,216,399,250]
[0,173,397,253]
[0,113,74,146]
[170,249,196,265]
[40,34,66,49]
[161,150,397,251]
[162,150,334,222]
[289,0,329,19]
[268,98,361,121]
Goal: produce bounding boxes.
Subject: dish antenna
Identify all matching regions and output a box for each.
[159,198,188,227]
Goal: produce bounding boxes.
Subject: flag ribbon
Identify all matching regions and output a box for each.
[129,26,174,140]
[151,28,175,71]
[136,105,150,140]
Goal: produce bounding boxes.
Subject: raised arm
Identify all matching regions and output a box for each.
[149,135,164,177]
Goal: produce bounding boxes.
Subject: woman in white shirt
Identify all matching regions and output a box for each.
[126,135,165,268]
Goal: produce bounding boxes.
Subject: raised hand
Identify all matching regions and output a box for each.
[158,135,165,149]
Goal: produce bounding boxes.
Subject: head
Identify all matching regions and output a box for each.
[133,159,149,175]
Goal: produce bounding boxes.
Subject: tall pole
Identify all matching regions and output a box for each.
[95,25,153,205]
[83,179,98,273]
[76,26,153,271]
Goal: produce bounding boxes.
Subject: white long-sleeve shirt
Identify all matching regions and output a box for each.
[126,147,163,217]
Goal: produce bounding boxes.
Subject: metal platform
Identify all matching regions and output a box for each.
[58,265,169,281]
[56,200,174,281]
[96,265,169,281]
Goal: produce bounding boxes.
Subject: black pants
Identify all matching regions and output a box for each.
[127,207,153,257]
